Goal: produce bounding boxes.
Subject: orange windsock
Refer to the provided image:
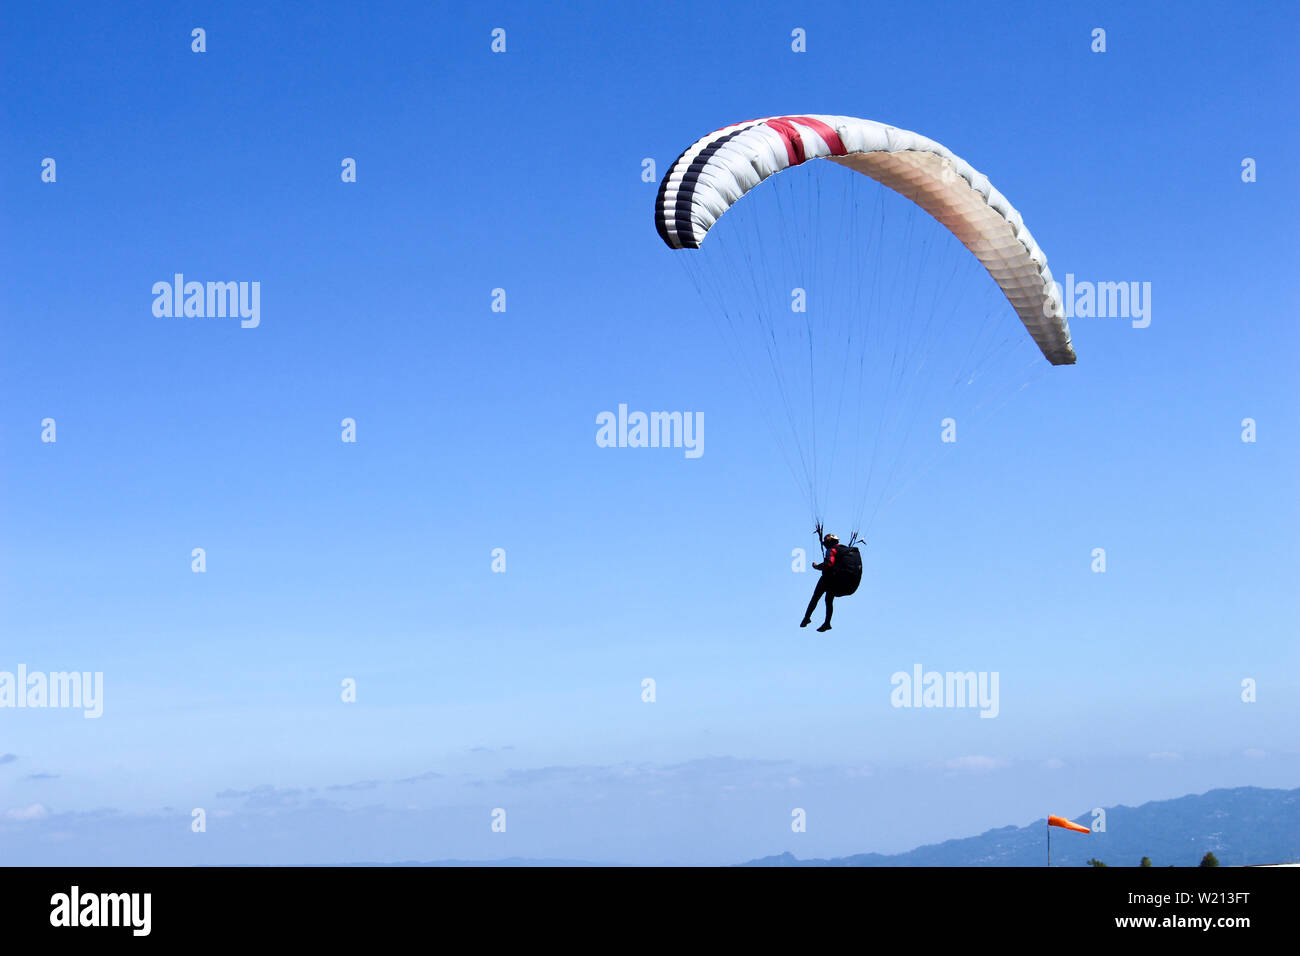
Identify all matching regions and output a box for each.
[1048,815,1091,833]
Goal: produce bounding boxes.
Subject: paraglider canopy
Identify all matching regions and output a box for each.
[655,114,1076,535]
[656,114,1076,365]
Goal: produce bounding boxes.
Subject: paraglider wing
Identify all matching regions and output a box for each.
[654,115,1075,365]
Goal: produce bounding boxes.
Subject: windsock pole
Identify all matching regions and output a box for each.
[1047,814,1092,866]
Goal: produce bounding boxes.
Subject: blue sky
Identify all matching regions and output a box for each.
[1,0,1297,865]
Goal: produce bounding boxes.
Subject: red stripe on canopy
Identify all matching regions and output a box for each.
[764,118,807,166]
[783,116,847,156]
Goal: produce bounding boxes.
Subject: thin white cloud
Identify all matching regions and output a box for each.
[1148,752,1183,763]
[396,770,445,784]
[944,755,1007,773]
[4,803,49,821]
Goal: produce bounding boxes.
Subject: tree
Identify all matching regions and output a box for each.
[1086,858,1108,867]
[1200,852,1220,867]
[1140,857,1152,867]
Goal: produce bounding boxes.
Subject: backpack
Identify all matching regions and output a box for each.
[827,545,863,596]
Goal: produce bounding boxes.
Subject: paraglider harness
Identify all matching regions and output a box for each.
[815,524,864,597]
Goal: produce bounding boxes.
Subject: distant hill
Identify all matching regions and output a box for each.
[346,857,617,867]
[740,786,1300,867]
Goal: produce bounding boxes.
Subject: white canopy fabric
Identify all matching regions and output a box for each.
[655,115,1076,365]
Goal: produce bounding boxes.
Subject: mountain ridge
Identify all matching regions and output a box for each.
[739,785,1300,867]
